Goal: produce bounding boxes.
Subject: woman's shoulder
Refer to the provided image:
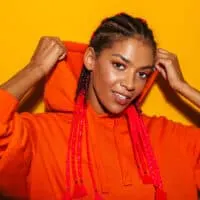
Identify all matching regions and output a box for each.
[19,111,73,137]
[142,113,196,129]
[142,113,200,149]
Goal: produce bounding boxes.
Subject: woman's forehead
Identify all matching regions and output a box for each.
[99,38,155,66]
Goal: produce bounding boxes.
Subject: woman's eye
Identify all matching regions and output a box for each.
[113,62,126,70]
[138,72,149,79]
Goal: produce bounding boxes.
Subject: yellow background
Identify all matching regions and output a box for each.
[0,0,199,125]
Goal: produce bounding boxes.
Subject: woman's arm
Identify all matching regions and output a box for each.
[0,37,66,198]
[155,48,200,108]
[0,36,66,100]
[176,82,200,108]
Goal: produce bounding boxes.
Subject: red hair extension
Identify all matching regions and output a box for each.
[126,105,166,200]
[65,73,166,200]
[137,70,159,106]
[65,92,88,199]
[65,91,103,199]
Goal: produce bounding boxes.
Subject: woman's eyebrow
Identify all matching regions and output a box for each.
[112,54,154,69]
[140,66,154,70]
[112,53,131,64]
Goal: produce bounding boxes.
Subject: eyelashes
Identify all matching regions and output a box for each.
[112,61,153,80]
[138,72,150,79]
[112,62,126,70]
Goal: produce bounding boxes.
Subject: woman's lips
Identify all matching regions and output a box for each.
[112,91,131,105]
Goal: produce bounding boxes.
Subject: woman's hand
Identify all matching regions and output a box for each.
[155,48,185,91]
[155,48,200,108]
[30,36,67,75]
[0,36,67,100]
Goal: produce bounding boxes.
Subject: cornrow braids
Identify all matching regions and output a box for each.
[76,12,157,99]
[65,13,166,200]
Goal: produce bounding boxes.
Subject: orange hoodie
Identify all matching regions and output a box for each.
[0,41,200,200]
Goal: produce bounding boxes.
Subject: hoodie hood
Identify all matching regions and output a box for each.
[44,41,158,112]
[44,41,87,112]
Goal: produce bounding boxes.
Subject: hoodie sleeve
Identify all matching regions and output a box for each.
[172,123,200,191]
[144,115,200,190]
[172,123,200,190]
[0,89,36,198]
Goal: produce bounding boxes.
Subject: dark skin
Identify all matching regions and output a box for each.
[84,37,200,115]
[84,38,155,114]
[1,36,200,112]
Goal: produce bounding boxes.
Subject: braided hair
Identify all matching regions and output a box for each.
[65,13,166,200]
[76,12,156,99]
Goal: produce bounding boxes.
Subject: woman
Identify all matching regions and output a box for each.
[0,13,200,200]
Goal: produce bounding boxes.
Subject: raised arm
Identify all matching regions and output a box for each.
[155,48,200,108]
[0,36,66,100]
[0,37,66,198]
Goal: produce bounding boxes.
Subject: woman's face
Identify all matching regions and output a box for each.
[85,38,155,114]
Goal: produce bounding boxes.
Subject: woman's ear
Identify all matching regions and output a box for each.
[83,47,96,71]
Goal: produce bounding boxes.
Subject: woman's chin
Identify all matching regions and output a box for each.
[105,103,129,115]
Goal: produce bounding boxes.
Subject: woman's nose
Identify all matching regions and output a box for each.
[120,72,135,91]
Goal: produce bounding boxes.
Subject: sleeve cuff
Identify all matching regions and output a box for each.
[0,89,19,123]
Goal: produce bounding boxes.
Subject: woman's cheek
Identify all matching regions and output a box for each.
[138,81,147,93]
[102,67,119,86]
